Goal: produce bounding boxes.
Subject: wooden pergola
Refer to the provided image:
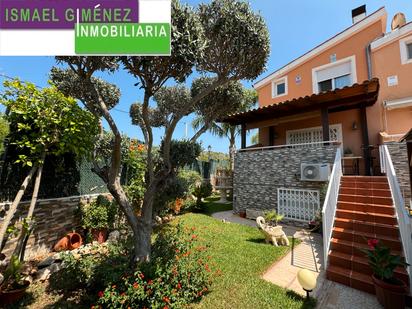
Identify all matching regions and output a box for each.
[219,78,380,175]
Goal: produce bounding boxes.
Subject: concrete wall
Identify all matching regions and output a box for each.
[386,142,411,201]
[0,194,104,259]
[232,144,339,214]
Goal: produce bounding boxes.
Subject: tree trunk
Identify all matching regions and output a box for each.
[15,153,46,261]
[229,129,236,170]
[0,165,37,252]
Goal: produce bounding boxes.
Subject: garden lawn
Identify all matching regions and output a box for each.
[177,212,315,309]
[200,196,233,215]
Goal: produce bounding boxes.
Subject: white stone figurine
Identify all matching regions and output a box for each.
[256,216,289,246]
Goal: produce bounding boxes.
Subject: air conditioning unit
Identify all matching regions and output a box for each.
[301,163,330,181]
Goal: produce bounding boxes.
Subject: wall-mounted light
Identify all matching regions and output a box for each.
[352,121,358,130]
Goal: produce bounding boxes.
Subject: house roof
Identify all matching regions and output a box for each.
[401,128,412,142]
[219,79,380,125]
[371,21,412,50]
[253,7,386,89]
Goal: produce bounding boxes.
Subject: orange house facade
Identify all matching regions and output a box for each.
[223,6,412,176]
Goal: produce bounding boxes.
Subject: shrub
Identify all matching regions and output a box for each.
[79,195,117,230]
[193,182,213,206]
[178,169,202,195]
[50,241,130,292]
[96,224,213,308]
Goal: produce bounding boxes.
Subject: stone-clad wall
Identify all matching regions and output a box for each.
[386,142,411,201]
[233,144,339,214]
[0,194,104,259]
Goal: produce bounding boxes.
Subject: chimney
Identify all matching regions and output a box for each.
[352,5,367,24]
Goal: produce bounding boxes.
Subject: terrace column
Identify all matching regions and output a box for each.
[360,105,372,176]
[241,123,246,149]
[321,107,330,142]
[269,126,275,146]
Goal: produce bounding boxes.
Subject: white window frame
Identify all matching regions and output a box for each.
[311,55,357,94]
[271,76,288,98]
[286,124,343,146]
[400,35,412,65]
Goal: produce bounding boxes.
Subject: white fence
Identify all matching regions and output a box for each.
[277,188,320,222]
[380,145,412,294]
[321,149,342,267]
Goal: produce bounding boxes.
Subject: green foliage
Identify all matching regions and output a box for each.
[161,140,202,170]
[50,241,130,292]
[124,141,146,209]
[96,224,213,308]
[0,114,9,154]
[361,239,409,284]
[264,210,284,226]
[178,169,202,195]
[1,79,98,167]
[193,182,213,206]
[197,0,269,79]
[79,195,117,230]
[1,255,26,291]
[197,151,229,162]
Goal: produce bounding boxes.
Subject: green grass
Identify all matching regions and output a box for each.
[176,211,315,309]
[200,196,233,215]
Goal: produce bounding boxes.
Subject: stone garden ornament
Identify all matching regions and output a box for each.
[256,216,289,246]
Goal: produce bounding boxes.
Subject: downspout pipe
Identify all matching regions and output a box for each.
[366,43,372,80]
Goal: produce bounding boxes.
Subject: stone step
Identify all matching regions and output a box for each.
[330,238,403,257]
[340,181,389,190]
[341,176,388,182]
[335,209,397,225]
[332,227,402,251]
[339,187,392,197]
[337,201,395,215]
[328,251,409,284]
[338,194,393,206]
[333,218,399,237]
[326,265,375,294]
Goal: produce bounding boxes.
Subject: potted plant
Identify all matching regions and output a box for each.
[308,210,322,234]
[344,147,354,157]
[263,210,284,226]
[79,195,116,243]
[361,239,409,309]
[0,255,30,305]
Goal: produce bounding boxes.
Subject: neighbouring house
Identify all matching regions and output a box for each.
[219,5,412,296]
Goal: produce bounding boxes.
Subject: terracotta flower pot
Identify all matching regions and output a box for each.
[53,232,83,252]
[372,274,407,309]
[239,211,246,218]
[0,281,30,305]
[91,228,108,244]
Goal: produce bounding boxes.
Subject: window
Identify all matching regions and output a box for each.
[318,74,351,92]
[272,77,288,98]
[407,42,412,60]
[312,56,357,93]
[400,36,412,64]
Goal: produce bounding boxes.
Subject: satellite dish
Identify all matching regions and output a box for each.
[303,166,318,180]
[391,13,406,31]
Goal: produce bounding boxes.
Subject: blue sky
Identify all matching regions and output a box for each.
[0,1,411,153]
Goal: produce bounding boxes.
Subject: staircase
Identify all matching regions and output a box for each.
[326,175,409,294]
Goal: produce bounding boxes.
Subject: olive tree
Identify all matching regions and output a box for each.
[51,0,269,264]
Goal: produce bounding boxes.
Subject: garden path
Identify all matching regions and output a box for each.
[211,210,381,309]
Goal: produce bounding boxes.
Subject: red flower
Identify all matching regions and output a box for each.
[368,239,379,249]
[98,291,104,298]
[148,280,153,285]
[177,282,182,289]
[133,282,139,289]
[139,273,145,279]
[163,296,170,303]
[191,234,197,239]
